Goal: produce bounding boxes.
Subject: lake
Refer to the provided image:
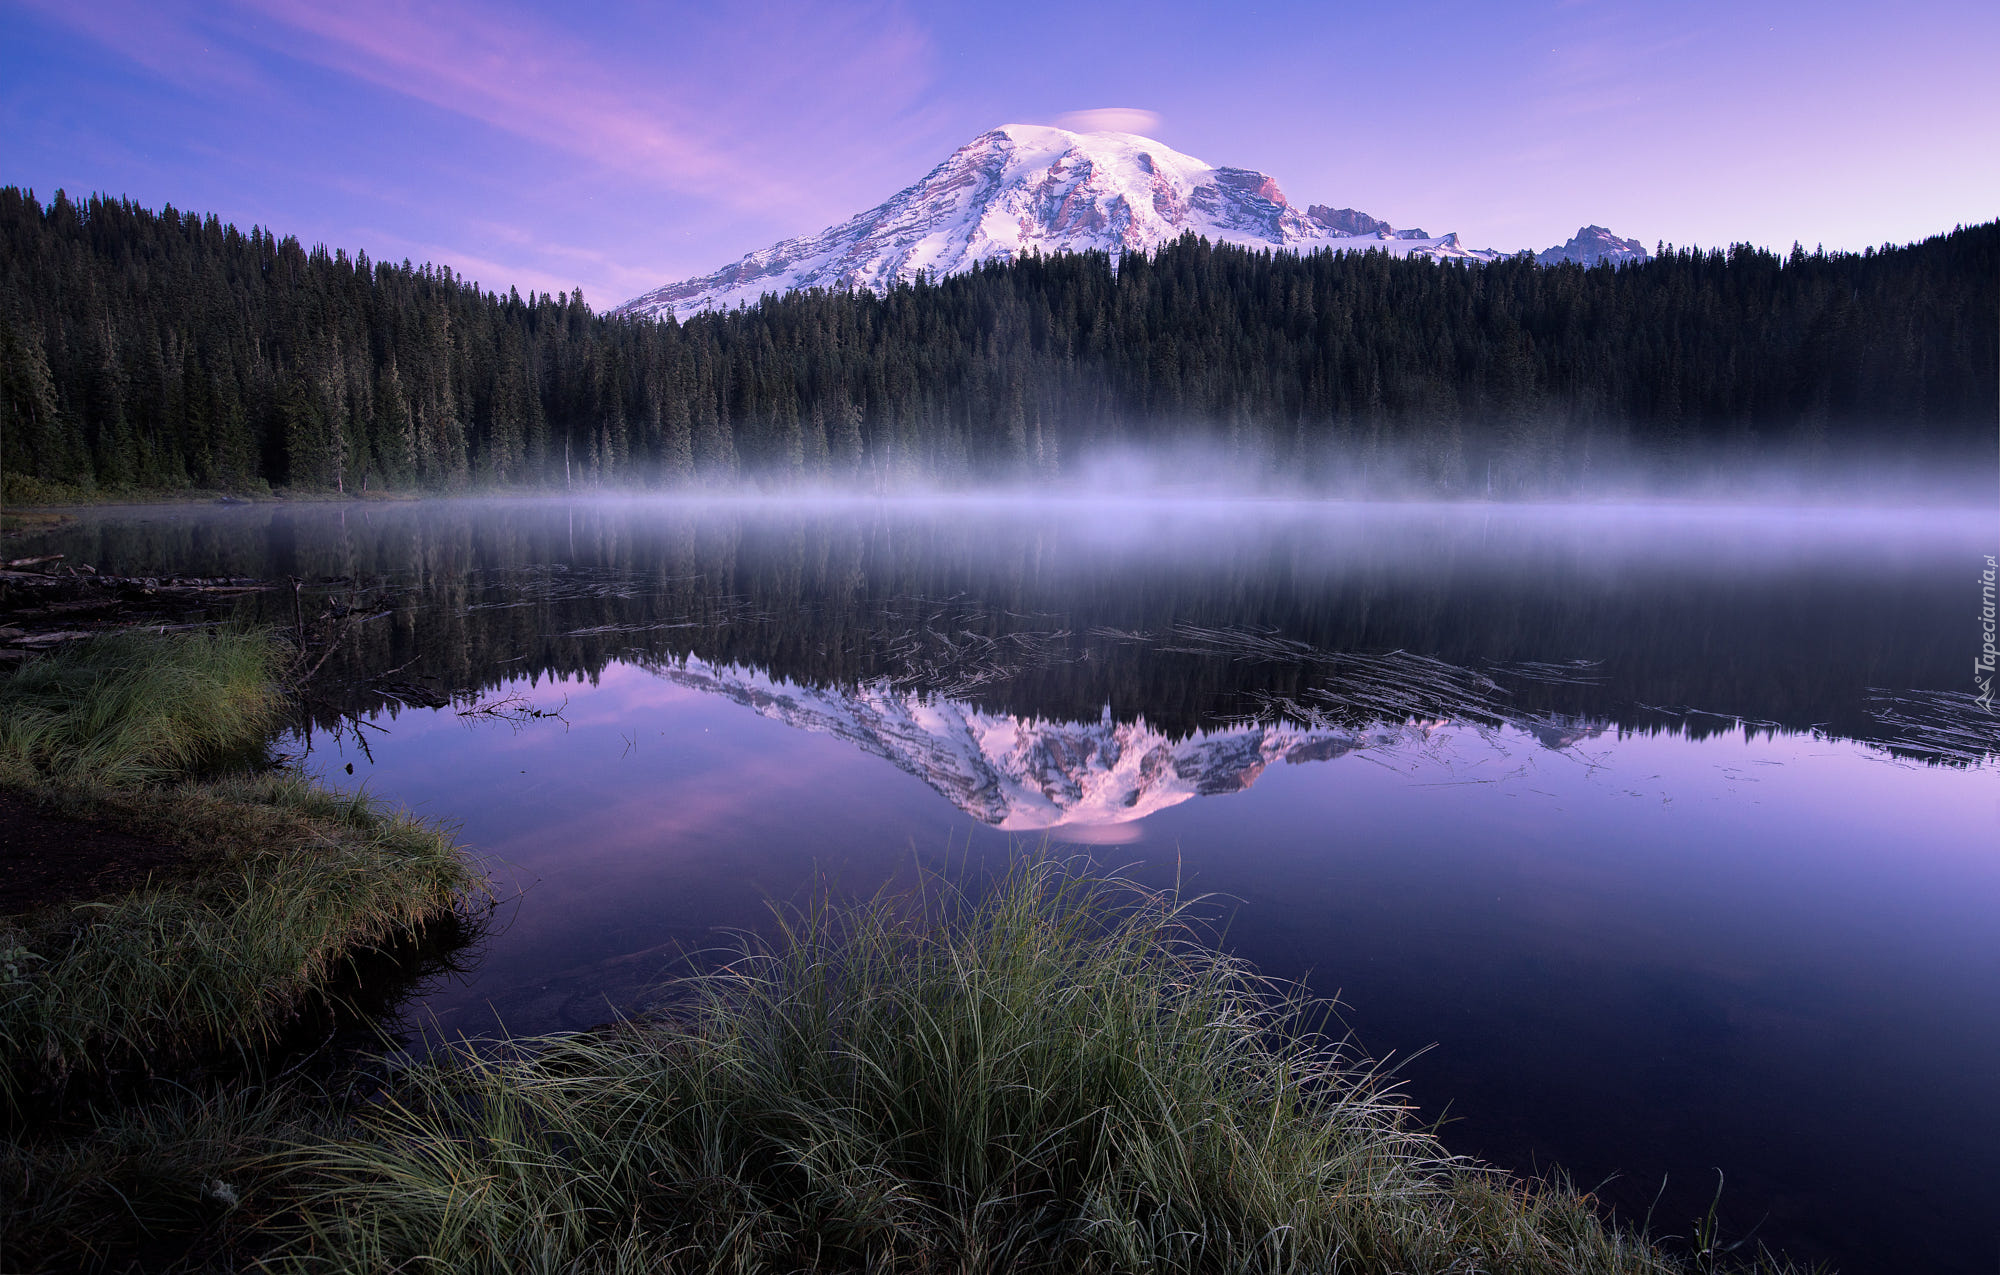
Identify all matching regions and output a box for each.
[28,497,1999,1274]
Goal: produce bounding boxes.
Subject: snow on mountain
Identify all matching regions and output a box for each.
[649,656,1477,832]
[616,125,1646,319]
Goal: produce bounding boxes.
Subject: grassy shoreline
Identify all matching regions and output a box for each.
[0,631,486,1271]
[0,633,483,1100]
[0,633,1815,1273]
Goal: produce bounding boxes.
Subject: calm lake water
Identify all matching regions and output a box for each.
[31,497,2000,1274]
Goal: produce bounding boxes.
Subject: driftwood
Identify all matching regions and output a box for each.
[0,560,276,655]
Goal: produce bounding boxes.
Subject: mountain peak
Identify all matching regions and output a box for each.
[1534,224,1648,267]
[616,128,1645,319]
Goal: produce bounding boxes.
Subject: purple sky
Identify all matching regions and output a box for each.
[3,0,1995,308]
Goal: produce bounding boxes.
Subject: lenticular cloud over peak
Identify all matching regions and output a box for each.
[1054,107,1164,135]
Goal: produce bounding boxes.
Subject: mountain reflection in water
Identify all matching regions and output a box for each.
[649,654,1440,830]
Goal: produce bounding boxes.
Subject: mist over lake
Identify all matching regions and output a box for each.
[22,495,1997,1273]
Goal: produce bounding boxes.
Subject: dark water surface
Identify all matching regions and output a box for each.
[31,498,2000,1274]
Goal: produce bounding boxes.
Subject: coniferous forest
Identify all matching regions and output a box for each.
[1,185,1993,498]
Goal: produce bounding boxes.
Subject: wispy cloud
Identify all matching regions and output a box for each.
[244,0,795,207]
[25,0,938,214]
[1055,107,1163,136]
[16,0,271,98]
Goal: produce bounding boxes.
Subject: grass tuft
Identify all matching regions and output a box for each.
[0,771,481,1106]
[277,861,1809,1274]
[0,629,284,785]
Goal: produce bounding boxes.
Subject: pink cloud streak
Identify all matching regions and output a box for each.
[26,0,938,219]
[238,0,797,209]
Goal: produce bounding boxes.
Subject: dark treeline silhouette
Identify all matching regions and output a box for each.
[2,186,1993,497]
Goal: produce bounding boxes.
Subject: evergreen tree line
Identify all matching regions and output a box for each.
[2,186,1992,496]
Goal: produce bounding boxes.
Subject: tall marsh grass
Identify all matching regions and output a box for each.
[280,862,1805,1274]
[0,772,481,1105]
[0,632,485,1105]
[0,629,282,784]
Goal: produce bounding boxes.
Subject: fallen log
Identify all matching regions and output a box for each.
[10,629,97,646]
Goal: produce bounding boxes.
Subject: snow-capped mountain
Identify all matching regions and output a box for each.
[648,656,1439,831]
[617,125,1646,319]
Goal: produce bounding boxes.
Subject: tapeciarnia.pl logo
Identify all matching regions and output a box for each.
[1979,555,1997,712]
